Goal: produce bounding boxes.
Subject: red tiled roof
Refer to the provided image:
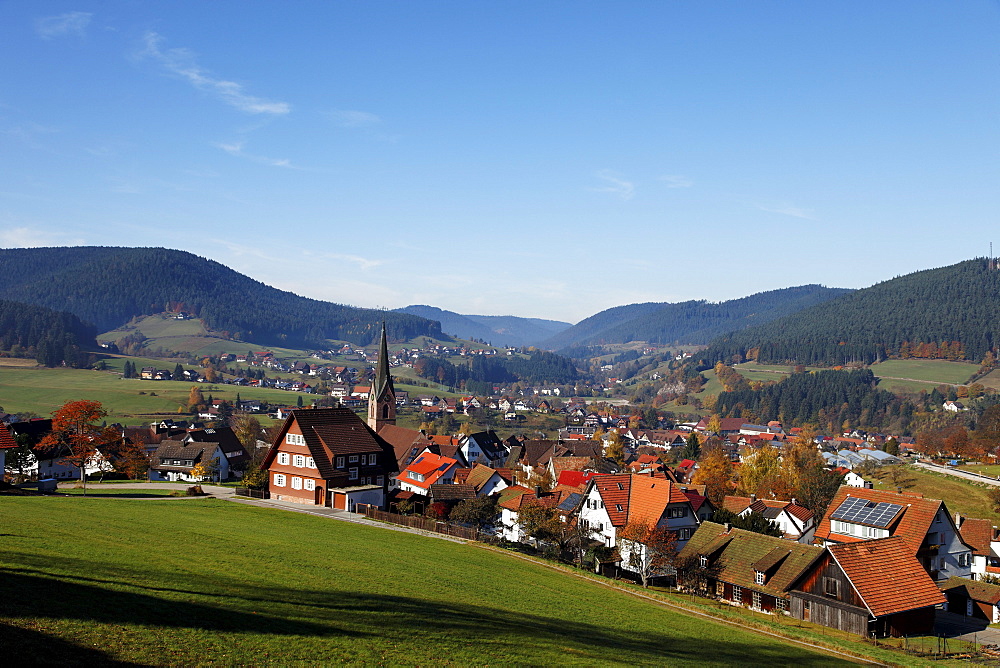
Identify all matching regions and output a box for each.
[557,470,603,490]
[815,486,942,554]
[593,474,633,527]
[958,517,996,557]
[398,452,459,490]
[828,536,946,617]
[0,427,18,450]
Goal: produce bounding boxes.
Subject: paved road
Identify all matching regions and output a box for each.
[912,461,1000,487]
[935,610,1000,646]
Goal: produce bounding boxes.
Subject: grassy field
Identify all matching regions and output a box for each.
[868,465,998,520]
[0,366,304,424]
[58,487,177,497]
[0,499,855,666]
[869,360,977,385]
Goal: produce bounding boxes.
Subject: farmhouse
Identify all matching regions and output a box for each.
[263,407,397,511]
[787,536,945,637]
[677,522,822,615]
[814,486,973,581]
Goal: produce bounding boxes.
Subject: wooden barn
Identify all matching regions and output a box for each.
[788,536,945,637]
[675,522,823,614]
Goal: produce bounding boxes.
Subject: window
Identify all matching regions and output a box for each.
[274,473,286,487]
[733,586,742,604]
[336,456,345,468]
[349,455,359,463]
[349,467,359,480]
[959,552,971,568]
[286,433,305,446]
[615,504,623,512]
[304,479,315,491]
[291,476,302,490]
[679,527,693,540]
[775,598,788,612]
[716,581,725,597]
[376,475,384,485]
[293,454,305,468]
[306,457,316,469]
[754,571,765,585]
[752,591,761,610]
[277,452,289,466]
[823,576,840,598]
[617,482,624,490]
[699,555,708,569]
[668,507,686,518]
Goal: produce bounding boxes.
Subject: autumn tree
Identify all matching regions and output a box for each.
[449,495,499,532]
[705,415,722,434]
[37,400,118,495]
[618,520,678,588]
[518,501,562,546]
[691,445,734,506]
[115,437,150,481]
[736,444,782,498]
[187,385,206,413]
[604,430,625,465]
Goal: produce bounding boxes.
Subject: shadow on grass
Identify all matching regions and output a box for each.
[0,621,145,666]
[0,561,853,666]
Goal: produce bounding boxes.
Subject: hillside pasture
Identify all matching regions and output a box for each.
[867,465,997,520]
[869,360,977,386]
[0,367,304,424]
[0,498,851,666]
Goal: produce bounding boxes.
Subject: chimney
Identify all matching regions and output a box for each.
[750,493,757,502]
[955,512,962,528]
[724,523,732,532]
[790,497,797,506]
[535,485,542,497]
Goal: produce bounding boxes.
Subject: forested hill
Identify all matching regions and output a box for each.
[541,285,851,350]
[395,305,571,347]
[694,259,1000,367]
[0,247,445,347]
[0,299,97,367]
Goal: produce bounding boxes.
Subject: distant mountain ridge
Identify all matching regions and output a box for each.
[541,285,852,350]
[694,258,1000,367]
[395,305,571,347]
[0,247,445,347]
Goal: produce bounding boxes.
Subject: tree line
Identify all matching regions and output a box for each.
[695,259,1000,367]
[0,246,444,347]
[0,299,96,367]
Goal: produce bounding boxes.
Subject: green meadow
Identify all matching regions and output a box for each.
[0,498,854,666]
[0,366,300,424]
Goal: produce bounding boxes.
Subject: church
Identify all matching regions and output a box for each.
[262,324,399,510]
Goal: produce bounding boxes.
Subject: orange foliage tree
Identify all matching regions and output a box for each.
[38,400,119,494]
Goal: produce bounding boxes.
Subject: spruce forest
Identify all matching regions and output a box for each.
[0,247,443,347]
[696,259,1000,367]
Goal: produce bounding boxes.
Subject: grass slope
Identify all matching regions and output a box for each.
[869,466,998,520]
[0,366,300,424]
[0,499,850,666]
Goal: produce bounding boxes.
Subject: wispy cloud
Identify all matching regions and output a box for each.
[317,252,384,271]
[214,140,294,168]
[36,12,92,40]
[0,226,84,247]
[140,32,290,115]
[326,109,381,128]
[658,174,693,188]
[593,170,635,200]
[757,202,817,220]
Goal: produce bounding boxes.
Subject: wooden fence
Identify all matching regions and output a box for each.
[235,487,270,499]
[363,507,493,542]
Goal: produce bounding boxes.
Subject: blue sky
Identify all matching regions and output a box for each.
[2,2,998,323]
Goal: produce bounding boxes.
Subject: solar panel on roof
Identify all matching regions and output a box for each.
[830,496,903,528]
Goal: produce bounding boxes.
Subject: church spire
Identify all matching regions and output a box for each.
[368,322,396,431]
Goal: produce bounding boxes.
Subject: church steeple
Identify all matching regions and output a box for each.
[368,322,396,432]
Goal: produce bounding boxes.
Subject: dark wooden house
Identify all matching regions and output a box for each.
[675,521,823,614]
[788,536,945,637]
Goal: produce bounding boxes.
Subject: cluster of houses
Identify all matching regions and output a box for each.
[250,328,1000,638]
